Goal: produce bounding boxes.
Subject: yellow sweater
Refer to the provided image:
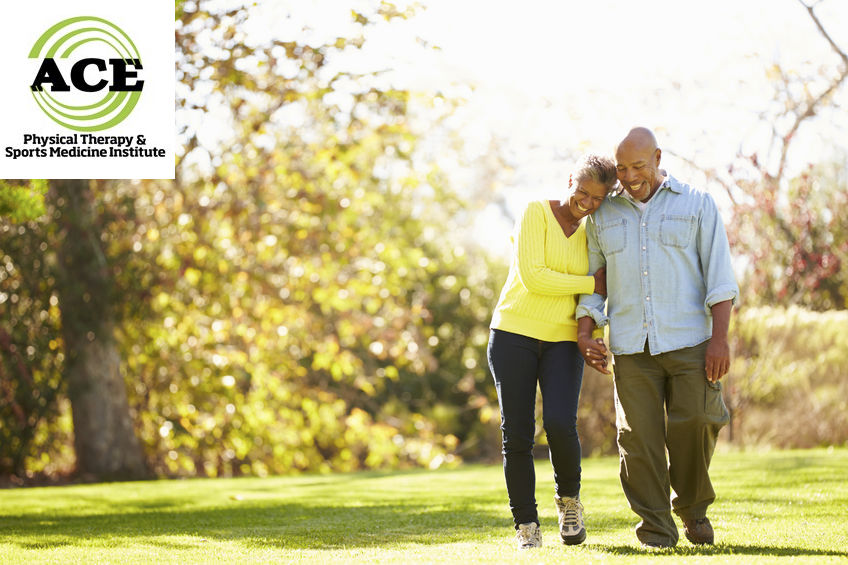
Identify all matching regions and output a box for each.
[491,200,600,342]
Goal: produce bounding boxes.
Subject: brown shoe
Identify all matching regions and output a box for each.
[641,541,673,551]
[683,517,714,545]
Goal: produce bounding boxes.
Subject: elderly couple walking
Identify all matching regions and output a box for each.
[487,127,738,550]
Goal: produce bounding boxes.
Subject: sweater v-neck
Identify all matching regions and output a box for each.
[547,200,583,239]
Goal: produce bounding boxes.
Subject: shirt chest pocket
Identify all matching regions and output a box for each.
[598,219,627,256]
[659,214,696,248]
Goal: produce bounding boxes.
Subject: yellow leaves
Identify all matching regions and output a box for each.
[0,179,47,222]
[346,407,370,428]
[184,267,202,286]
[179,417,193,433]
[364,297,380,315]
[478,404,497,424]
[308,350,330,372]
[353,375,375,395]
[155,292,170,308]
[299,200,323,215]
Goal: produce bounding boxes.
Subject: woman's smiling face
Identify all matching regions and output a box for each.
[568,179,607,219]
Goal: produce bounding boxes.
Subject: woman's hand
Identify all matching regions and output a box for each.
[592,267,607,297]
[578,335,610,375]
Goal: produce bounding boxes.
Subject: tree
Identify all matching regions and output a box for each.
[687,0,848,310]
[51,180,149,479]
[2,0,505,480]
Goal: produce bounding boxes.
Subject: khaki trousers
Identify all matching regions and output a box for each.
[612,341,730,546]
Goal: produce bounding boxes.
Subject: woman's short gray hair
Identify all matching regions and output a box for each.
[573,154,617,193]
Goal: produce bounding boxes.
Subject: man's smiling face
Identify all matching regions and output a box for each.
[615,136,662,202]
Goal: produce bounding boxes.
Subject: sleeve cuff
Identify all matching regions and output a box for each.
[704,285,739,314]
[576,301,609,327]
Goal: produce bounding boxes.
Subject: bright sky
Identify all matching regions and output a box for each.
[243,0,848,255]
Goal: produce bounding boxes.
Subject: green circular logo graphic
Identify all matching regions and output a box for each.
[28,16,143,132]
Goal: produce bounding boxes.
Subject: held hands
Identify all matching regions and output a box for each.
[578,335,610,375]
[592,267,607,297]
[705,337,730,382]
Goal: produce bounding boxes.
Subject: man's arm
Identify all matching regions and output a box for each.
[705,299,732,382]
[697,194,740,313]
[696,193,738,382]
[576,215,611,373]
[575,216,610,327]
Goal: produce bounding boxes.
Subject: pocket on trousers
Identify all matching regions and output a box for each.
[705,380,730,425]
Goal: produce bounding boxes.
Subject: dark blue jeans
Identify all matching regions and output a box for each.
[487,329,584,528]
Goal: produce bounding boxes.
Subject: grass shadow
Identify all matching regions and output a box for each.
[0,502,502,550]
[598,543,848,557]
[0,498,641,551]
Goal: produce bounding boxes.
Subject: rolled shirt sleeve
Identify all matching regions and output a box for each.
[576,215,609,327]
[697,193,740,313]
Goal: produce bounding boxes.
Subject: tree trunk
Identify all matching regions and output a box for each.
[52,179,149,480]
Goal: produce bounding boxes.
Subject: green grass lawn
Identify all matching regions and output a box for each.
[1,448,847,564]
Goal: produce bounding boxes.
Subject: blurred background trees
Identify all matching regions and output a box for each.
[698,0,848,310]
[1,0,846,483]
[684,0,848,447]
[1,0,505,482]
[0,181,46,223]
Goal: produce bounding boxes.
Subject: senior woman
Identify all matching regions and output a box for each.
[487,154,616,549]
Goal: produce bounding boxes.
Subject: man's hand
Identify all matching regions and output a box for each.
[578,335,610,375]
[706,300,733,382]
[705,337,730,382]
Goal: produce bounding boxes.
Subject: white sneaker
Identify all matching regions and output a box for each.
[515,522,542,549]
[555,495,586,545]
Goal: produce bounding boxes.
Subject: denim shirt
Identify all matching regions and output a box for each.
[576,174,739,355]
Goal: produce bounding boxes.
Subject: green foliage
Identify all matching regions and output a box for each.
[0,180,47,223]
[0,214,71,477]
[115,0,504,476]
[112,105,503,476]
[726,306,848,446]
[1,0,506,479]
[1,449,847,562]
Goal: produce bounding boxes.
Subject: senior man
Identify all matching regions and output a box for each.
[576,127,738,548]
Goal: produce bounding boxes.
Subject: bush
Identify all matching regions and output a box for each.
[725,306,848,448]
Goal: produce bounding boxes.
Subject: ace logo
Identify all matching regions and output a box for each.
[28,16,144,132]
[1,1,173,179]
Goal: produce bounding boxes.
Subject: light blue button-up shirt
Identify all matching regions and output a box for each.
[576,174,739,355]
